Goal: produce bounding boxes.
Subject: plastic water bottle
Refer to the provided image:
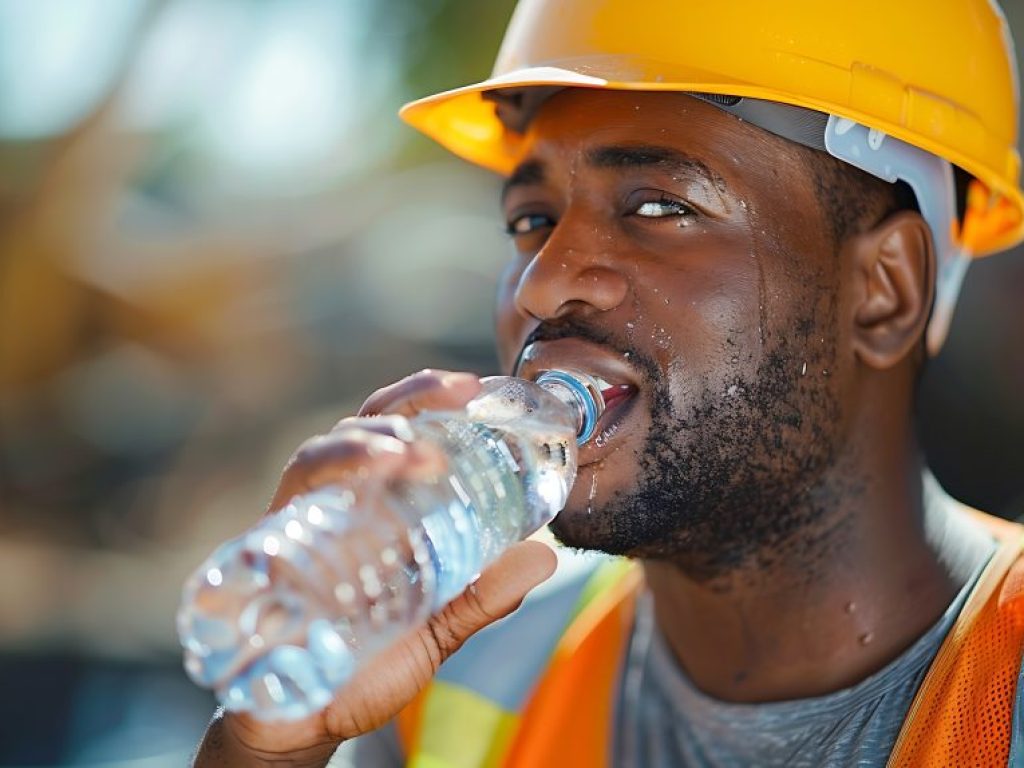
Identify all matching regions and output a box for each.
[177,370,604,720]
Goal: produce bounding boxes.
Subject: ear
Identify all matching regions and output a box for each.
[848,211,935,370]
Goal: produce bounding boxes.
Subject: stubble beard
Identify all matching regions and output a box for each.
[548,315,846,584]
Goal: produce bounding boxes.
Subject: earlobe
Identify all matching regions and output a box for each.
[850,212,934,370]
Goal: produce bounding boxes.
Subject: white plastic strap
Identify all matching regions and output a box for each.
[824,116,968,354]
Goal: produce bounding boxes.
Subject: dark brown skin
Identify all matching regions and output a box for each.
[498,90,949,703]
[195,89,954,764]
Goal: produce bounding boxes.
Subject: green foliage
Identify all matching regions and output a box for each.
[367,0,518,166]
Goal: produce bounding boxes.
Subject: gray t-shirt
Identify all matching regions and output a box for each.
[332,486,995,767]
[613,555,989,767]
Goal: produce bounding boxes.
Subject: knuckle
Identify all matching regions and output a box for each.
[331,413,361,430]
[374,414,415,441]
[425,613,464,660]
[407,368,448,391]
[423,584,498,663]
[413,626,445,675]
[290,435,328,468]
[289,431,367,469]
[462,581,501,623]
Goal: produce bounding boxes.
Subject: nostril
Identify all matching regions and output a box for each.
[551,299,593,319]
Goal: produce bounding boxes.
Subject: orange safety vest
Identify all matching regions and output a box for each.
[398,510,1024,767]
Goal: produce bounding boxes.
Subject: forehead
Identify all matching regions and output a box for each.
[507,88,836,280]
[514,89,808,195]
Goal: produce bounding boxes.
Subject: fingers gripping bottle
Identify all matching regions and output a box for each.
[177,370,604,721]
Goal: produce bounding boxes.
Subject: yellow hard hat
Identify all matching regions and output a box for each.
[401,0,1024,260]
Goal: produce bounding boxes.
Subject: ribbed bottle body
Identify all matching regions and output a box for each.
[177,376,579,720]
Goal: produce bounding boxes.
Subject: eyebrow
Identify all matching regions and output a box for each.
[586,145,727,193]
[502,145,728,204]
[501,160,546,204]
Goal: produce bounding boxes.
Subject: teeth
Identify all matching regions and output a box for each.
[594,419,622,448]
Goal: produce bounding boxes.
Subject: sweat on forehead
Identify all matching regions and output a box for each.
[521,89,910,252]
[502,144,730,205]
[505,90,833,237]
[514,91,808,182]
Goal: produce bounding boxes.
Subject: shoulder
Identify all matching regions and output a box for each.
[898,487,1024,763]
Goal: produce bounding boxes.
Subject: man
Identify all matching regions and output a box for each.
[194,1,1024,765]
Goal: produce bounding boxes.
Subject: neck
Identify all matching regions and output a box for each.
[643,448,962,703]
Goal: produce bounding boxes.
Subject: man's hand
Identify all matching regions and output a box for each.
[192,370,558,767]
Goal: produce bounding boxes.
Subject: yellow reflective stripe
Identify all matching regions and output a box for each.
[406,557,636,766]
[569,557,634,623]
[409,681,520,768]
[409,756,453,768]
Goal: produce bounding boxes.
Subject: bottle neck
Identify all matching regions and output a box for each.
[535,370,605,445]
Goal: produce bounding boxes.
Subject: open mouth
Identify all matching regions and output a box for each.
[516,339,641,463]
[587,382,637,454]
[600,383,634,410]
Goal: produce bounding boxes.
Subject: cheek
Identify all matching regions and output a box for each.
[633,256,765,376]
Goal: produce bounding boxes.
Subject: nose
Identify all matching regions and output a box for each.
[513,211,630,321]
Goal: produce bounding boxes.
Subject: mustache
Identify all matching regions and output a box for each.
[513,318,638,375]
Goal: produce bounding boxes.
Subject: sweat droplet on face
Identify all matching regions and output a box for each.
[587,471,598,515]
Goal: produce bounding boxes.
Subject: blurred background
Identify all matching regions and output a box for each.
[0,1,1021,765]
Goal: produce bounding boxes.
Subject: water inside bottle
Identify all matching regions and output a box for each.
[414,413,576,605]
[177,375,582,720]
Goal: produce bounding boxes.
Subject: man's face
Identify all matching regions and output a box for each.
[496,89,859,578]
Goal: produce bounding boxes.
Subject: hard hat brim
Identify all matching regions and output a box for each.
[400,66,1024,257]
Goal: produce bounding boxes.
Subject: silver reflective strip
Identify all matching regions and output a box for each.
[434,553,601,710]
[823,115,963,354]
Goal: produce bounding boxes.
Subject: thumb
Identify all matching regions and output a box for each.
[425,539,559,658]
[321,540,557,740]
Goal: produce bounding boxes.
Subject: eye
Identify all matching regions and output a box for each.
[634,196,695,219]
[505,213,555,236]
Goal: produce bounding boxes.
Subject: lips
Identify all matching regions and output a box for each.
[516,338,640,462]
[600,384,634,410]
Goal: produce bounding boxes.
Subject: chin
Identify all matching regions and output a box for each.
[546,504,626,556]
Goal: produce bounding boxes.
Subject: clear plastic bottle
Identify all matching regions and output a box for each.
[177,371,604,721]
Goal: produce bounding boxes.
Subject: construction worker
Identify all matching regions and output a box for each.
[193,1,1024,765]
